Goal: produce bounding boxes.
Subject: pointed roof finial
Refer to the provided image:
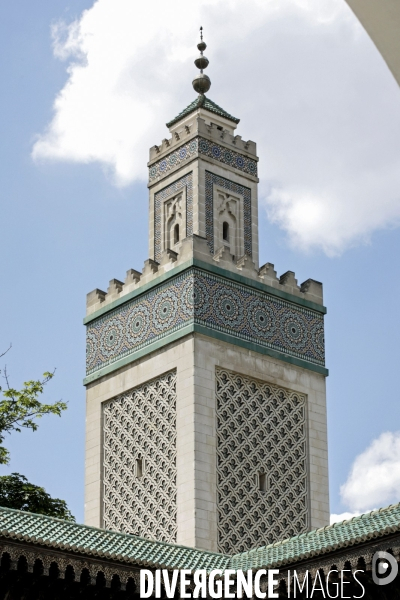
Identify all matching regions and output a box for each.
[192,26,211,95]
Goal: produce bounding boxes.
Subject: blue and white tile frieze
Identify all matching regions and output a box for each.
[148,137,257,183]
[86,269,325,376]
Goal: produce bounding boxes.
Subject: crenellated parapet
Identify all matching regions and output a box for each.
[86,234,323,317]
[85,234,326,384]
[148,117,258,185]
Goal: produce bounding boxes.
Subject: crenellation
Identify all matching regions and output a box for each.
[279,270,301,295]
[107,278,123,295]
[279,270,298,287]
[259,262,279,284]
[196,118,256,156]
[212,245,231,264]
[148,116,257,165]
[158,248,178,274]
[300,278,324,304]
[121,268,142,296]
[256,263,325,304]
[86,244,324,315]
[141,258,159,283]
[235,253,248,270]
[86,288,106,315]
[148,120,194,161]
[124,268,141,286]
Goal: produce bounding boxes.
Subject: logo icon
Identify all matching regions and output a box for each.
[372,551,398,586]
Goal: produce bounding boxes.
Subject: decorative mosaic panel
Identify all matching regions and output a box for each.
[103,370,177,542]
[154,173,193,261]
[205,171,252,256]
[216,368,309,553]
[148,136,258,183]
[199,138,257,178]
[86,268,325,378]
[149,139,198,182]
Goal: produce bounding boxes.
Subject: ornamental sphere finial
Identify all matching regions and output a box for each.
[192,26,211,95]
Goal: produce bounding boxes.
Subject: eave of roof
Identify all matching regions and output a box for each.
[166,95,240,129]
[0,503,400,572]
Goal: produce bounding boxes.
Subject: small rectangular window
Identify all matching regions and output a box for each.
[136,458,143,478]
[259,472,267,492]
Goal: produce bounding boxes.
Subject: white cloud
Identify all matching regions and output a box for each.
[32,0,400,254]
[340,432,400,513]
[330,512,361,525]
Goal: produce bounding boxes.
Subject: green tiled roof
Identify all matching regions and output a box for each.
[0,503,400,571]
[0,507,228,571]
[166,95,240,128]
[231,503,400,571]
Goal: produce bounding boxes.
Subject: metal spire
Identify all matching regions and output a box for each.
[192,26,211,95]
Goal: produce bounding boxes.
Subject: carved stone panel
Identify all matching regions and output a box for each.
[103,370,177,542]
[154,173,193,261]
[216,368,309,553]
[214,188,244,258]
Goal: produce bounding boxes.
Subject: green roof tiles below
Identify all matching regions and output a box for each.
[231,503,400,571]
[166,95,240,128]
[0,507,228,571]
[0,503,400,571]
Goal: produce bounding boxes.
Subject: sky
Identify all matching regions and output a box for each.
[1,0,400,525]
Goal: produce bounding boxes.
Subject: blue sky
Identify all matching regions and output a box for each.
[1,0,400,524]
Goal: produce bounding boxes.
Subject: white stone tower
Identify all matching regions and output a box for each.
[84,30,329,553]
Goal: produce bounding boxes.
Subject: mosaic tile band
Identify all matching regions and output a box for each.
[205,171,252,256]
[86,268,325,377]
[148,137,258,183]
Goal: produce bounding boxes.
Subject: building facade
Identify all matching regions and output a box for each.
[2,503,400,597]
[84,35,330,554]
[3,29,400,600]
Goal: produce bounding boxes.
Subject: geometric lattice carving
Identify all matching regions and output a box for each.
[103,370,177,542]
[216,369,309,554]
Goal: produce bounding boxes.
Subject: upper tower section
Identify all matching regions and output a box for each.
[85,30,325,385]
[147,29,260,269]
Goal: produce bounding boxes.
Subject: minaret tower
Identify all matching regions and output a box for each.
[84,30,329,553]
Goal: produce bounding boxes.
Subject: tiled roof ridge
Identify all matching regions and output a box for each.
[166,96,240,128]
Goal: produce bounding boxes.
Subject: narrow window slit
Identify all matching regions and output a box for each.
[259,472,267,492]
[223,221,229,242]
[174,223,180,244]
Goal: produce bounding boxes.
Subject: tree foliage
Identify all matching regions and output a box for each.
[0,347,74,520]
[0,473,75,521]
[0,364,67,465]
